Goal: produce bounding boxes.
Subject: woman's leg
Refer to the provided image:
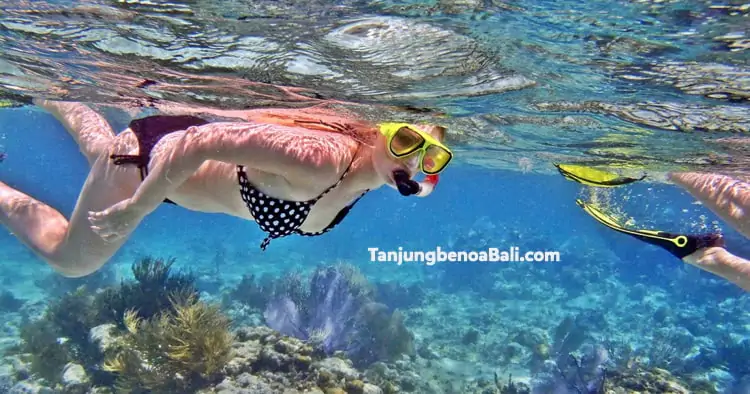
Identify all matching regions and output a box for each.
[33,99,116,165]
[0,152,140,277]
[1,102,141,277]
[669,172,750,239]
[683,247,750,292]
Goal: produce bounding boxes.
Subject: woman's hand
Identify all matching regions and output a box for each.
[88,198,145,242]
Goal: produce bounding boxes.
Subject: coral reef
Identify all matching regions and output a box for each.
[2,215,747,394]
[527,315,607,394]
[263,264,415,368]
[8,286,106,385]
[497,374,531,394]
[605,366,716,394]
[0,290,24,313]
[373,280,426,310]
[4,323,387,394]
[206,325,384,394]
[102,294,233,392]
[712,335,750,379]
[224,272,282,312]
[4,256,199,389]
[12,317,71,384]
[95,256,198,326]
[1,259,393,394]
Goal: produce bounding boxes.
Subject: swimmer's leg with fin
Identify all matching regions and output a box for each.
[575,199,724,259]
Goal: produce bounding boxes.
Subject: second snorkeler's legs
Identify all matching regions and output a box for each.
[668,171,750,291]
[683,247,750,292]
[0,149,141,277]
[669,172,750,239]
[33,99,116,166]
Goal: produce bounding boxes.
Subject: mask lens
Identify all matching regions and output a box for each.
[423,145,452,174]
[390,127,424,156]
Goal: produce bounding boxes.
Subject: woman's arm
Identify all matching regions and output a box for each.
[136,122,354,207]
[88,121,356,241]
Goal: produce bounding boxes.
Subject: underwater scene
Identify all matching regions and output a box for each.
[0,0,749,393]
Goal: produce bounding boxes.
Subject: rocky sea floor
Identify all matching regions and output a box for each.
[0,252,748,394]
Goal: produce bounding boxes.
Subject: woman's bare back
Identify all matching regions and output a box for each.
[128,124,377,234]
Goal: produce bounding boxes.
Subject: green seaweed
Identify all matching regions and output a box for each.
[95,256,199,327]
[495,373,531,394]
[11,318,71,384]
[552,315,587,358]
[8,287,104,384]
[103,294,233,393]
[47,287,108,365]
[354,302,415,364]
[223,272,276,311]
[6,256,199,388]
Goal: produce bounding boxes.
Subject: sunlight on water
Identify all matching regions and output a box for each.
[0,0,749,393]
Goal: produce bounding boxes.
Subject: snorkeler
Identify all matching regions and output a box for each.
[0,99,452,277]
[576,171,750,292]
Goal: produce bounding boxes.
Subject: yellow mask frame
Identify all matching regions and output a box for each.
[378,122,453,175]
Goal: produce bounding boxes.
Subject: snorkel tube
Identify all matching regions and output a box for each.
[416,174,439,197]
[393,170,439,197]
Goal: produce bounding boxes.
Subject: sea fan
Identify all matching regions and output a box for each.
[264,265,363,355]
[263,264,414,367]
[531,344,609,394]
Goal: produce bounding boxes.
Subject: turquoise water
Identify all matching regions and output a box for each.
[0,1,749,393]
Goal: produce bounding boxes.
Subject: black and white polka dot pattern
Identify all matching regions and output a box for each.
[237,149,368,250]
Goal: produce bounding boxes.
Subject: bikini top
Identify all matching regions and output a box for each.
[111,115,369,250]
[237,144,369,250]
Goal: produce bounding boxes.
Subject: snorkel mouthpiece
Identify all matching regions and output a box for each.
[392,170,439,197]
[393,170,420,196]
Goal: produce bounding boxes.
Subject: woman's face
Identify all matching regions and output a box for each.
[372,124,446,187]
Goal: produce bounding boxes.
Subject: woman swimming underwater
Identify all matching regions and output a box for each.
[0,100,452,277]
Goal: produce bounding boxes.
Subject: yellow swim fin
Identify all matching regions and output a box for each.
[555,164,646,187]
[575,199,724,259]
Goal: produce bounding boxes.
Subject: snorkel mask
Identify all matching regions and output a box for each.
[379,122,453,197]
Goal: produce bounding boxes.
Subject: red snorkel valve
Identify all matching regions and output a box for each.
[415,174,439,197]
